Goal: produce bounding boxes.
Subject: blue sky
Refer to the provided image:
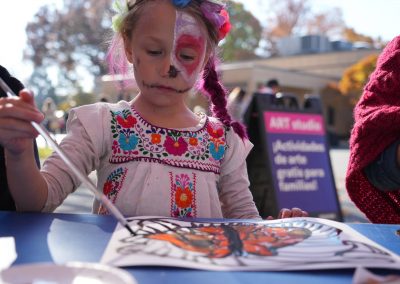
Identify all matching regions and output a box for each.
[0,0,399,85]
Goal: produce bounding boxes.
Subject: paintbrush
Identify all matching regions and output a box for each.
[0,77,135,235]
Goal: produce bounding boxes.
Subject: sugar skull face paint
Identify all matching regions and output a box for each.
[172,11,207,85]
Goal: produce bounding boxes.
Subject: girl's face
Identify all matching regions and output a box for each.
[125,0,208,101]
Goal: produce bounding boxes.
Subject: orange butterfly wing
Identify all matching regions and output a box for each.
[235,225,311,256]
[145,224,311,258]
[146,227,232,258]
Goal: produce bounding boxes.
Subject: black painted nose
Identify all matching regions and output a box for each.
[168,65,179,78]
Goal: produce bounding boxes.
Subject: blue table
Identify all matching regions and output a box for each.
[1,211,399,284]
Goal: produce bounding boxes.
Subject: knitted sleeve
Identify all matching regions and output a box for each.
[364,140,400,191]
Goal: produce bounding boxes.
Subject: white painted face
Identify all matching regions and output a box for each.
[171,11,208,86]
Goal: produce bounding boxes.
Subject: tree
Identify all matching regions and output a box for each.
[342,28,374,44]
[24,0,262,88]
[306,8,344,37]
[27,68,58,109]
[262,0,310,56]
[221,1,263,61]
[341,27,388,48]
[24,0,112,93]
[262,0,345,56]
[338,54,378,105]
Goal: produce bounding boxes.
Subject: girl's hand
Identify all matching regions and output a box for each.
[0,89,44,155]
[266,207,309,220]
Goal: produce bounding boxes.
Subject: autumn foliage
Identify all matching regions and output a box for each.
[338,54,379,105]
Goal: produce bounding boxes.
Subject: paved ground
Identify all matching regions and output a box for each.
[47,142,367,223]
[330,149,368,223]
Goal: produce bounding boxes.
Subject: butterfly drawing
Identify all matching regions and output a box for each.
[106,217,400,270]
[145,223,311,258]
[117,218,312,259]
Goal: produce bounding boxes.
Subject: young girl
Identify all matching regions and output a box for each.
[0,0,307,219]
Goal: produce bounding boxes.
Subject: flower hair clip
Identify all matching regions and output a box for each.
[199,1,231,40]
[111,0,129,32]
[171,0,231,40]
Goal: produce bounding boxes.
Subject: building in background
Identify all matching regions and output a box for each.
[278,35,332,56]
[276,35,367,56]
[97,48,380,145]
[219,48,379,144]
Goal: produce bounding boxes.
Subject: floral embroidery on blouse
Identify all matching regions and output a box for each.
[109,106,228,173]
[98,167,127,215]
[170,172,197,218]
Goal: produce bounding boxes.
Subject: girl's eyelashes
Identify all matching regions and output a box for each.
[147,50,163,56]
[180,54,194,61]
[179,54,195,61]
[146,49,196,61]
[144,45,197,61]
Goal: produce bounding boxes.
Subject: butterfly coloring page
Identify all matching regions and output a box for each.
[101,217,400,271]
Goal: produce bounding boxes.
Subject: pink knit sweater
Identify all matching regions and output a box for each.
[346,35,400,224]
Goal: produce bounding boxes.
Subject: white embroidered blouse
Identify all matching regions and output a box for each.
[41,100,261,219]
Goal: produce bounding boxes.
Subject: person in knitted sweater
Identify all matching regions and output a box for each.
[346,35,400,224]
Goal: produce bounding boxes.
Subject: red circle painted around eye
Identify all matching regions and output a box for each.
[175,34,205,76]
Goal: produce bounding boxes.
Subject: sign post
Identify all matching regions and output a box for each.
[245,93,342,221]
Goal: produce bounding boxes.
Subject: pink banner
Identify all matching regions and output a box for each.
[264,111,325,135]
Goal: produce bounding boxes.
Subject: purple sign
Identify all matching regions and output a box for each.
[264,111,339,218]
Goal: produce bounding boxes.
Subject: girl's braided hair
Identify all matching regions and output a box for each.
[107,0,247,139]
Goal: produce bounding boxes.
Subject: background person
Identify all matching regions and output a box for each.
[259,78,280,95]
